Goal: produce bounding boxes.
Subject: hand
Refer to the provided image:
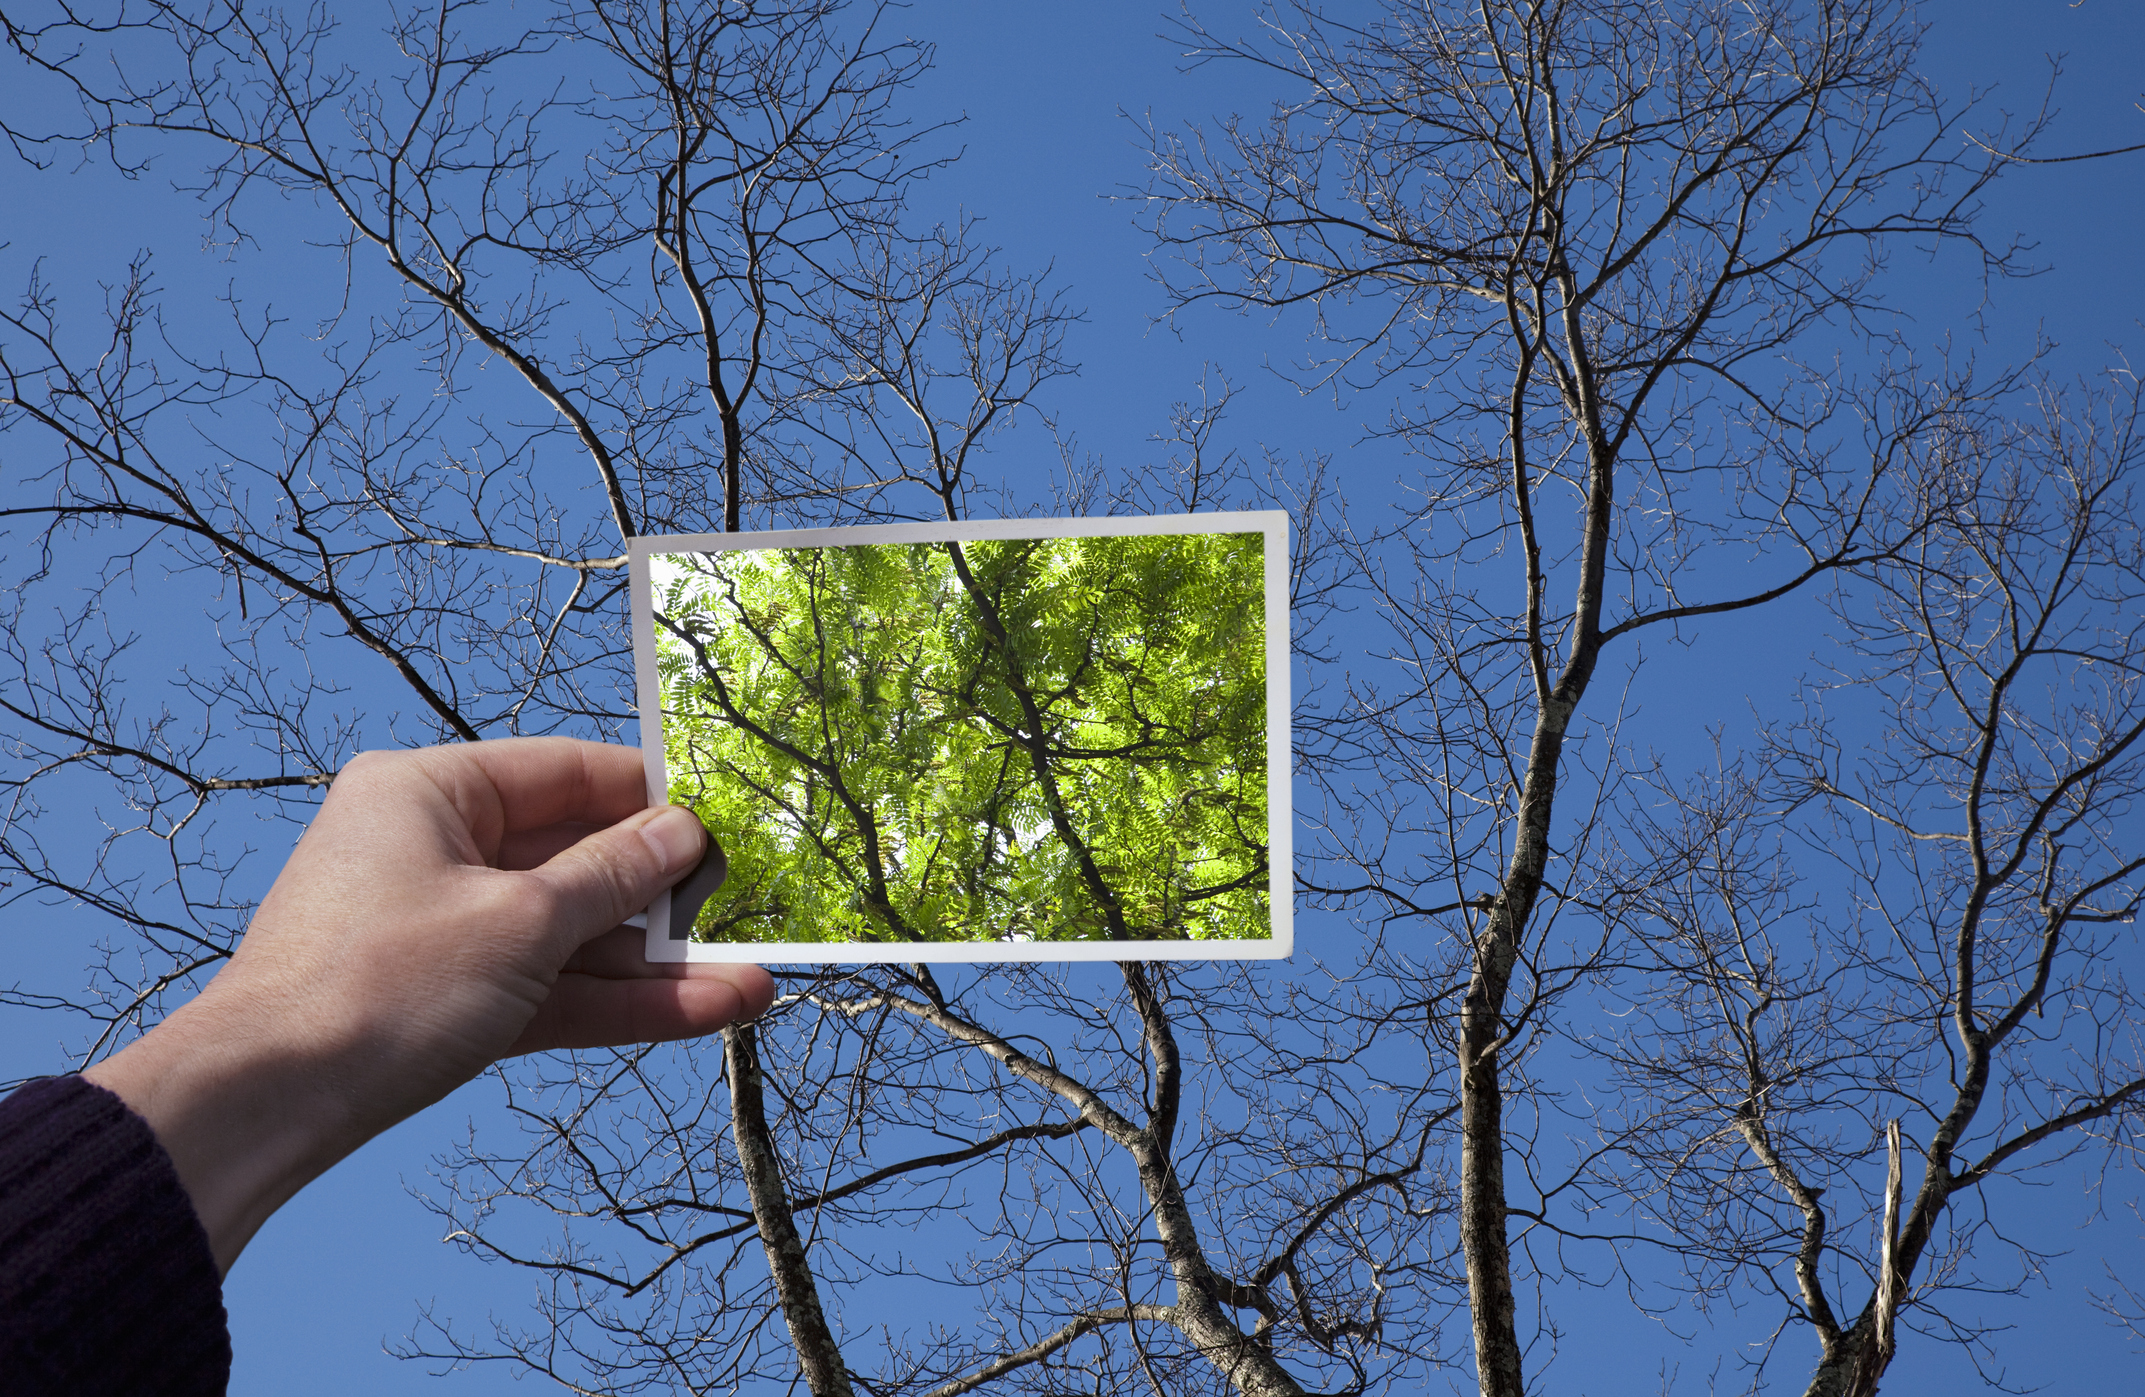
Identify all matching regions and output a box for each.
[84,737,775,1273]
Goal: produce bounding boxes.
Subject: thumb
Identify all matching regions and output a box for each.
[528,805,706,955]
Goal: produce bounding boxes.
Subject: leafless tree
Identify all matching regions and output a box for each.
[2,2,1456,1395]
[1135,0,2144,1393]
[405,952,1458,1395]
[1591,368,2145,1396]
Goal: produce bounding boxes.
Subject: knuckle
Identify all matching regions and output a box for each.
[550,827,660,924]
[594,830,662,905]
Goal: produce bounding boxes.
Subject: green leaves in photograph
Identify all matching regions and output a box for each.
[652,532,1269,945]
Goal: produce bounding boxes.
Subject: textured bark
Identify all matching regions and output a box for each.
[1456,701,1578,1397]
[1802,1314,1878,1397]
[727,1022,856,1397]
[1457,984,1523,1397]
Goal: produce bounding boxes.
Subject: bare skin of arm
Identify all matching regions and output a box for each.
[84,736,776,1274]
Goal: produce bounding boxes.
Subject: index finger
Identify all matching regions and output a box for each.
[433,737,654,835]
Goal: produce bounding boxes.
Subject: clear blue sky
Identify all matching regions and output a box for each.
[4,1,2142,1392]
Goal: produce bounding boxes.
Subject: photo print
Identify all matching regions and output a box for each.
[629,512,1291,962]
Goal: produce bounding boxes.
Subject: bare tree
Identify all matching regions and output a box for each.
[1593,369,2145,1396]
[412,946,1457,1394]
[1132,0,2145,1392]
[2,3,1452,1395]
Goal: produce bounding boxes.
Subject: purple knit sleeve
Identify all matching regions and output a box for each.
[0,1074,232,1396]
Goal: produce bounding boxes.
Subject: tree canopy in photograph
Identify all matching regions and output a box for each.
[651,531,1271,945]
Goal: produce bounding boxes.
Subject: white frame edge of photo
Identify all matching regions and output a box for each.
[628,510,1293,964]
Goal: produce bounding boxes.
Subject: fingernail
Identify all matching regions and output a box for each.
[640,806,705,874]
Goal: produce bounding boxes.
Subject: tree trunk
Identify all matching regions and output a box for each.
[1457,683,1592,1397]
[1458,976,1525,1397]
[727,1022,856,1397]
[1803,1314,1878,1397]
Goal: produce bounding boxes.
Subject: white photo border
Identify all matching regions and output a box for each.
[630,510,1292,963]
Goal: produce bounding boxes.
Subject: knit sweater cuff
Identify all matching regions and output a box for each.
[0,1073,232,1396]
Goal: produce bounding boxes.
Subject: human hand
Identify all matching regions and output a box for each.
[84,737,775,1272]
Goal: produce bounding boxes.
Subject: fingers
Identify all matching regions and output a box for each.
[497,820,604,872]
[505,963,778,1055]
[559,922,712,977]
[525,804,707,955]
[318,740,655,872]
[561,927,780,995]
[451,737,654,835]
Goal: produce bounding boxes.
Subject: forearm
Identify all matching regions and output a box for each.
[83,986,362,1275]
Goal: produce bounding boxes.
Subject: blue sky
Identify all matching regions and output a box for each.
[5,1,2144,1392]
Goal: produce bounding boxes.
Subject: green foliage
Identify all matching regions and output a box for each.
[653,533,1269,945]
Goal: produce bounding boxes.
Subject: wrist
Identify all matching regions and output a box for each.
[83,981,364,1275]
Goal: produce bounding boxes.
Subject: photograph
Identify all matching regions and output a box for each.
[629,513,1291,962]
